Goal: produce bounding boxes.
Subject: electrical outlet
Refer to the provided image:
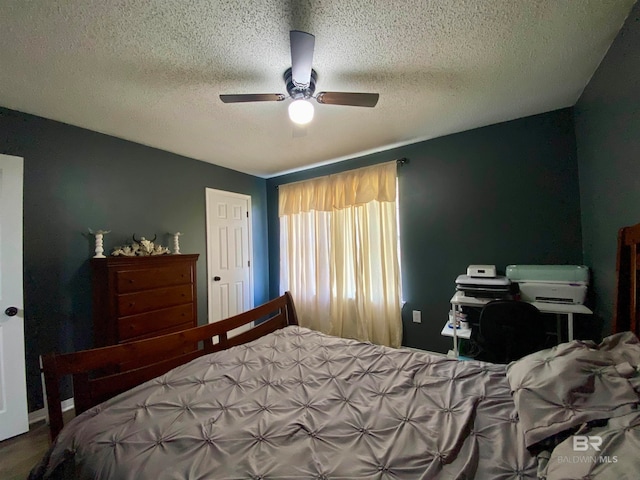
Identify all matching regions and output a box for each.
[412,310,421,323]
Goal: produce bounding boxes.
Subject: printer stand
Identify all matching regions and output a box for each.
[443,292,593,357]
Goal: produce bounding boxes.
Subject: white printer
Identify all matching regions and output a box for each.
[456,265,512,298]
[505,265,589,304]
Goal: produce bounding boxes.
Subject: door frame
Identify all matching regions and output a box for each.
[204,188,254,323]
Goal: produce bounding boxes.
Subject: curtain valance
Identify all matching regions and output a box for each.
[278,161,397,216]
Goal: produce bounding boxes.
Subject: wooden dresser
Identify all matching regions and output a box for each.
[91,254,199,347]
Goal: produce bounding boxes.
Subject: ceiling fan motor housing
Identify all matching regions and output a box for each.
[285,68,317,100]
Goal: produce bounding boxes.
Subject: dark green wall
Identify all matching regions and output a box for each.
[574,2,640,335]
[0,107,269,412]
[267,109,583,353]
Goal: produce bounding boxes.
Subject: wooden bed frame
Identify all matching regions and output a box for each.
[41,292,298,441]
[613,222,640,337]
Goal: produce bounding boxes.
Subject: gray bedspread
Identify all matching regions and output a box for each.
[32,326,537,479]
[506,332,640,479]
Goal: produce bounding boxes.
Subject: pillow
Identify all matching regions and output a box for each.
[506,332,640,448]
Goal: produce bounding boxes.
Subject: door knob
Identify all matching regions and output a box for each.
[213,276,221,281]
[4,306,18,317]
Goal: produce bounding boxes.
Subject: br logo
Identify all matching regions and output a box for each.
[573,435,602,451]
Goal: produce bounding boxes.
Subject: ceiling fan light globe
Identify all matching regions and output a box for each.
[288,99,314,125]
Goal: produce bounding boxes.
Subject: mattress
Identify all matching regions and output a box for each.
[31,326,537,479]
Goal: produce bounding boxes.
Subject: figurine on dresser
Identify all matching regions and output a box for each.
[112,234,171,256]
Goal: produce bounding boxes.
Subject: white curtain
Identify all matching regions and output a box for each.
[279,161,402,348]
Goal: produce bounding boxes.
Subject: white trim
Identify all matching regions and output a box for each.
[28,398,74,425]
[263,135,436,179]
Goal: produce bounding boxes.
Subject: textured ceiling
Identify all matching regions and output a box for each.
[0,0,635,178]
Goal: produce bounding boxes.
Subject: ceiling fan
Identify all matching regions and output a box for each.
[220,31,379,125]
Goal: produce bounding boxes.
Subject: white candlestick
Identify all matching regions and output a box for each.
[88,228,111,258]
[172,232,182,254]
[95,233,105,258]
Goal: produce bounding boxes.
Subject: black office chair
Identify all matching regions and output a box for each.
[472,300,546,364]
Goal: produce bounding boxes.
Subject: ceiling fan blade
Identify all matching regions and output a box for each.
[290,30,315,87]
[220,94,286,103]
[316,92,379,107]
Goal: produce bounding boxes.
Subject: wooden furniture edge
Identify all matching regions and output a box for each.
[41,291,299,441]
[613,225,627,333]
[613,223,640,335]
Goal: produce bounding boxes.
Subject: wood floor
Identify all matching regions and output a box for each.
[0,411,74,480]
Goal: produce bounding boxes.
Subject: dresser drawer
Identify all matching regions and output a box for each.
[117,284,194,316]
[117,303,195,341]
[116,264,193,293]
[119,322,197,370]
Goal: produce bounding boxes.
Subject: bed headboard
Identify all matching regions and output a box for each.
[613,222,640,336]
[41,292,298,441]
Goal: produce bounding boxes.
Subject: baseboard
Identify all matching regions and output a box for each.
[28,398,75,425]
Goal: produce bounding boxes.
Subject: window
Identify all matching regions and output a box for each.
[279,161,402,347]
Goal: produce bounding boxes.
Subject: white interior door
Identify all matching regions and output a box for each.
[0,153,28,441]
[205,189,253,330]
